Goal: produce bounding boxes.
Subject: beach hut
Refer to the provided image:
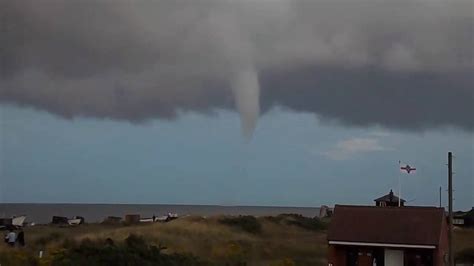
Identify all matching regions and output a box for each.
[0,218,12,226]
[327,205,448,266]
[102,216,122,225]
[374,189,406,207]
[124,214,140,224]
[319,205,333,218]
[453,207,474,228]
[51,216,69,225]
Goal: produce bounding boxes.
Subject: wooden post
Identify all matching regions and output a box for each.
[439,186,442,208]
[448,152,454,266]
[398,161,401,207]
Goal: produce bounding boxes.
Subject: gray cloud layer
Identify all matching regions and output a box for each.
[1,0,473,132]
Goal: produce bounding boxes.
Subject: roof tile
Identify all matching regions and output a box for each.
[327,205,445,246]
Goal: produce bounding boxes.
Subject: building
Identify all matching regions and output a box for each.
[327,205,448,266]
[320,205,334,218]
[374,189,405,207]
[453,207,474,228]
[453,211,466,226]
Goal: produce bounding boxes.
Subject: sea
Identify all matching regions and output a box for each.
[0,203,320,224]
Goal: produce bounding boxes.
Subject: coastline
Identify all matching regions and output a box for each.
[0,203,321,224]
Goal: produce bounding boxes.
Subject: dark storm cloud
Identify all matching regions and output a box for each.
[260,67,473,130]
[1,0,473,131]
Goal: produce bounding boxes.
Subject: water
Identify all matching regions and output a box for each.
[0,203,320,224]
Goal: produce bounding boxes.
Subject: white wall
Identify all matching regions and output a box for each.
[385,249,404,266]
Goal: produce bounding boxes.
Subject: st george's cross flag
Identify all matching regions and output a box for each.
[400,161,417,174]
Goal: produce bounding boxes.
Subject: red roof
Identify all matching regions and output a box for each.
[328,205,446,246]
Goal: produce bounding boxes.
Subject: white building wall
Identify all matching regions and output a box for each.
[385,249,404,266]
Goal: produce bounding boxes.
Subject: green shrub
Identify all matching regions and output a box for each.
[456,248,474,262]
[50,234,207,266]
[35,232,64,247]
[265,214,327,231]
[0,249,39,266]
[219,216,262,234]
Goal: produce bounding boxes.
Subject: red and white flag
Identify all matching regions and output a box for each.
[399,162,416,174]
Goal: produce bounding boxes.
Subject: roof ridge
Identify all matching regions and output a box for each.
[329,204,446,246]
[335,204,444,210]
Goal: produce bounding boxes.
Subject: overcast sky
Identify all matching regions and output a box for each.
[1,0,473,209]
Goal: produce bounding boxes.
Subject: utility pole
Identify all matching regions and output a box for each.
[448,152,454,266]
[398,161,401,207]
[0,1,6,80]
[0,0,11,80]
[439,186,442,208]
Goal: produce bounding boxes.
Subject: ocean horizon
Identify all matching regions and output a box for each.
[0,203,321,224]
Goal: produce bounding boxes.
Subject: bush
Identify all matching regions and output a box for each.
[0,249,39,266]
[265,214,327,231]
[219,216,262,234]
[50,234,207,266]
[35,232,64,247]
[456,248,474,263]
[211,241,247,265]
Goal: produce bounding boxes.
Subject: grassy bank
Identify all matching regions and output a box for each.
[1,215,473,266]
[1,215,328,266]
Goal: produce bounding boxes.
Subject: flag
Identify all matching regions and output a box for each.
[400,162,416,174]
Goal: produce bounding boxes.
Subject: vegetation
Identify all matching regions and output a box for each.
[0,215,327,265]
[218,215,262,234]
[0,216,472,266]
[51,234,205,266]
[454,228,474,263]
[35,232,64,248]
[264,214,328,231]
[456,248,474,263]
[0,249,39,266]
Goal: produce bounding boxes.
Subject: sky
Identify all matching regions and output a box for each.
[0,0,473,209]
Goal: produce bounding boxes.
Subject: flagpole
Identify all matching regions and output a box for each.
[398,160,401,207]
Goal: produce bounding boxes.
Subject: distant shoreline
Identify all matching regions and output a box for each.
[0,203,321,224]
[0,202,323,208]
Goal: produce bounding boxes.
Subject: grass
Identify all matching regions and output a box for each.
[264,214,329,231]
[0,215,327,266]
[218,215,262,234]
[0,216,472,266]
[454,227,474,262]
[51,234,206,266]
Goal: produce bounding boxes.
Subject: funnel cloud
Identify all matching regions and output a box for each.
[1,0,473,133]
[233,67,260,138]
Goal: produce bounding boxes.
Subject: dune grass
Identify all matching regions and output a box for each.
[1,216,472,266]
[454,227,474,261]
[1,215,327,265]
